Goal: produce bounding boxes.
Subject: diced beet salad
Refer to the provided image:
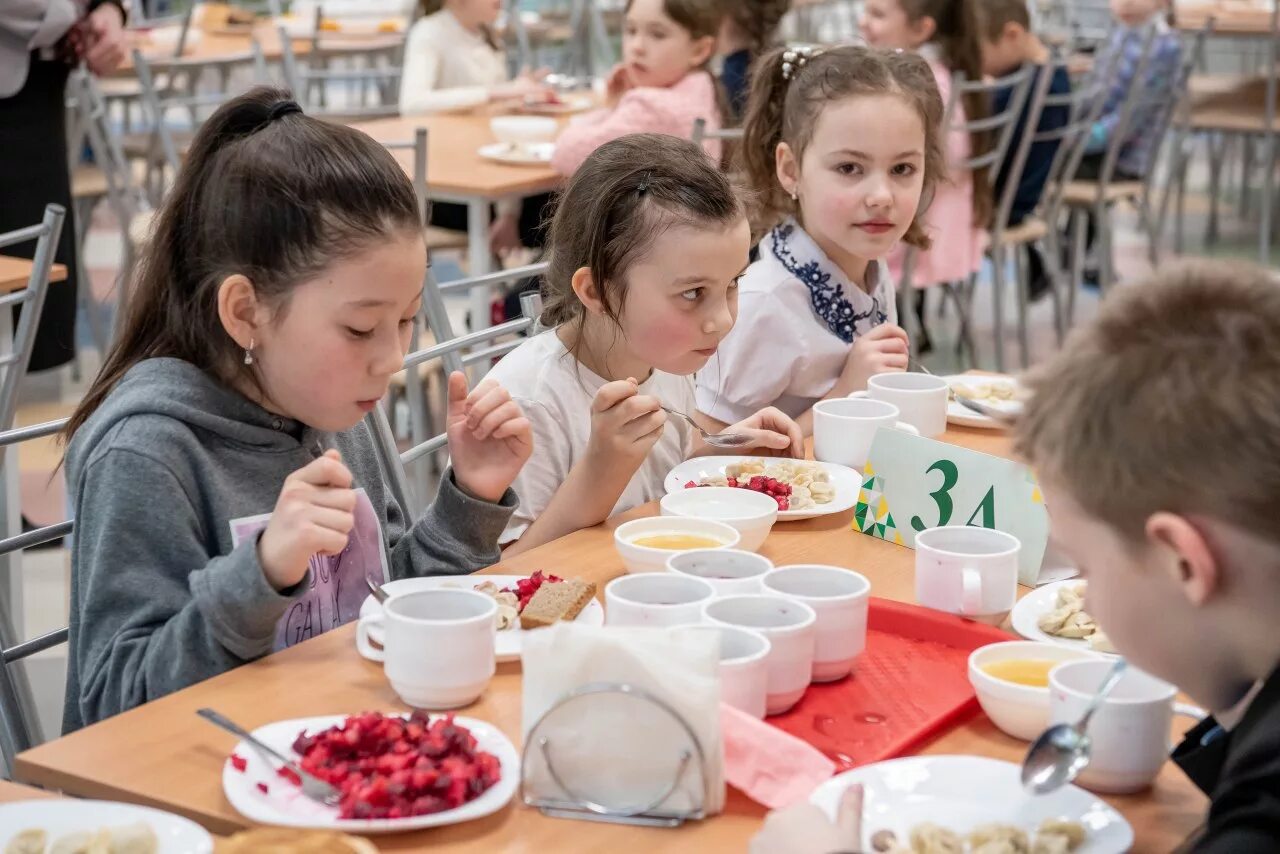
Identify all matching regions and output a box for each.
[684,476,793,511]
[288,711,501,820]
[501,570,562,612]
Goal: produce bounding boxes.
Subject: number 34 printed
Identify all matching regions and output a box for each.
[909,459,996,533]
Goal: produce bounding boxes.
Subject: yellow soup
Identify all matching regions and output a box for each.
[982,659,1057,688]
[632,534,725,551]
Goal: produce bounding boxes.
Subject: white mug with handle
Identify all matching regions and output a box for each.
[915,526,1021,624]
[854,372,951,438]
[813,396,919,471]
[356,588,497,709]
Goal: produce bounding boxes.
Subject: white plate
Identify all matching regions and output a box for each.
[359,575,603,662]
[520,94,595,115]
[478,142,555,165]
[810,755,1133,853]
[0,800,214,853]
[222,714,518,833]
[944,374,1024,429]
[663,457,860,521]
[1011,580,1116,655]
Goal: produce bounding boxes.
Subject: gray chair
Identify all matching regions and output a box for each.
[369,289,545,518]
[897,64,1035,370]
[0,206,65,433]
[278,8,406,119]
[0,418,73,778]
[691,117,744,147]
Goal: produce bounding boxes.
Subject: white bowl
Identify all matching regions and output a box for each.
[490,116,559,146]
[659,487,778,552]
[666,549,773,595]
[968,640,1104,741]
[613,517,740,574]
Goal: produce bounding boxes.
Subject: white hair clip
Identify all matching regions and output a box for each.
[780,45,823,82]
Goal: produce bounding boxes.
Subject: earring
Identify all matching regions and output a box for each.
[244,338,255,366]
[790,190,798,203]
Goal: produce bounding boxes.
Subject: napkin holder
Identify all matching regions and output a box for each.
[520,681,710,827]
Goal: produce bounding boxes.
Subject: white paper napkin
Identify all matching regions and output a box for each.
[522,623,725,817]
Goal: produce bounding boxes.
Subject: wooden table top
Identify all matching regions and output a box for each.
[0,256,67,294]
[14,424,1207,850]
[348,112,568,201]
[0,780,58,803]
[119,23,405,72]
[1177,1,1278,35]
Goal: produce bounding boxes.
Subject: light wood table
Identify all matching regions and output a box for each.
[348,112,568,331]
[14,425,1207,850]
[0,257,66,294]
[1177,1,1278,36]
[119,23,405,71]
[0,780,58,803]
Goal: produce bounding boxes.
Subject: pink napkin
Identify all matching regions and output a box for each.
[721,702,837,809]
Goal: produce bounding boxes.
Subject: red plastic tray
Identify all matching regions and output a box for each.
[768,597,1013,771]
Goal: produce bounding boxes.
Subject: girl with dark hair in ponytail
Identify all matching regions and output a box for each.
[861,0,993,352]
[60,87,532,731]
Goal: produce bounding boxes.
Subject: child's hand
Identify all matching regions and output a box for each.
[258,450,356,591]
[586,378,666,466]
[749,784,862,854]
[447,372,533,504]
[838,323,909,395]
[725,407,805,459]
[604,63,632,108]
[489,212,523,257]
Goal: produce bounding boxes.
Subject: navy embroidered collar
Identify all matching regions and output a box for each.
[767,219,888,344]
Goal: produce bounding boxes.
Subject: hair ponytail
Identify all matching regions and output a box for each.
[739,46,798,231]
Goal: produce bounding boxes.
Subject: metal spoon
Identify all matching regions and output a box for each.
[366,574,389,604]
[197,708,342,807]
[1021,658,1129,794]
[660,406,755,449]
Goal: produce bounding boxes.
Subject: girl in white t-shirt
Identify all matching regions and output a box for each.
[696,45,945,436]
[489,133,803,554]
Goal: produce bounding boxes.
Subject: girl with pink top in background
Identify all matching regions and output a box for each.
[550,0,725,176]
[861,0,993,352]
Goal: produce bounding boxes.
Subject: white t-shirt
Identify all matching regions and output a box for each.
[487,330,697,544]
[696,219,897,424]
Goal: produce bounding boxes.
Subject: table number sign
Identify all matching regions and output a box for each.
[852,428,1050,585]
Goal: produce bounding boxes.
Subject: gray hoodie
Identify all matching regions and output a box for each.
[62,358,517,733]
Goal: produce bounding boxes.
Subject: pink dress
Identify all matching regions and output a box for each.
[887,56,987,288]
[550,71,722,176]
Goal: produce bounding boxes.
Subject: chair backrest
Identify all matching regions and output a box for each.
[67,71,152,238]
[690,117,745,148]
[1137,20,1212,197]
[943,64,1038,179]
[369,289,545,516]
[0,418,73,777]
[132,44,268,174]
[277,15,406,119]
[0,207,65,433]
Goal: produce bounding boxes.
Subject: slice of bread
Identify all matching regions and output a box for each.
[519,578,597,630]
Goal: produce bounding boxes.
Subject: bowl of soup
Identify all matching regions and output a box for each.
[968,640,1105,741]
[659,487,777,552]
[613,517,740,574]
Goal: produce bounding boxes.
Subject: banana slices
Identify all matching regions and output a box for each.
[1036,584,1115,653]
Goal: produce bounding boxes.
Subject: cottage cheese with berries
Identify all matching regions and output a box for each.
[685,459,835,511]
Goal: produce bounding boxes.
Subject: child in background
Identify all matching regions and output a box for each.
[716,0,792,122]
[860,0,991,351]
[550,0,725,176]
[697,45,944,436]
[978,0,1071,300]
[400,0,552,255]
[62,88,531,731]
[753,260,1280,851]
[491,134,803,555]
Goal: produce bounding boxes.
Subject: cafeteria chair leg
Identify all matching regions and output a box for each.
[1098,203,1116,295]
[1069,213,1087,325]
[990,244,1008,373]
[1206,133,1225,247]
[1013,245,1030,369]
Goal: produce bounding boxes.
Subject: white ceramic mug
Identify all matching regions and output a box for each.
[702,595,817,716]
[813,397,919,470]
[672,624,772,719]
[853,372,950,438]
[762,565,871,682]
[1050,660,1206,794]
[355,589,496,709]
[915,526,1021,624]
[604,573,716,628]
[666,549,774,596]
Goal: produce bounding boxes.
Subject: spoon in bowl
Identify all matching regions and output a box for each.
[1021,657,1128,794]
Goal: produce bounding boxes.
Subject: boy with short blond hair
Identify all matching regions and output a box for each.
[1016,259,1280,851]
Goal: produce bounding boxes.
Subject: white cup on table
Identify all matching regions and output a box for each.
[915,526,1021,624]
[355,589,496,709]
[852,372,950,438]
[813,397,919,470]
[672,624,772,719]
[702,595,817,716]
[1050,660,1206,794]
[604,573,716,628]
[666,549,774,596]
[761,565,871,682]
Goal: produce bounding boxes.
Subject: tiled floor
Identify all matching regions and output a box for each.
[5,140,1272,753]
